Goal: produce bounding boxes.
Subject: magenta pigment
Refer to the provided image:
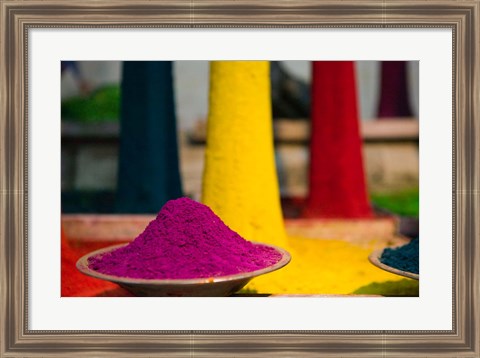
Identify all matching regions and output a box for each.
[88,197,282,279]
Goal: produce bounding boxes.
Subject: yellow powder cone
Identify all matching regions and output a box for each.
[202,61,286,246]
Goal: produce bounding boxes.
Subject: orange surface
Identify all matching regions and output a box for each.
[61,230,130,296]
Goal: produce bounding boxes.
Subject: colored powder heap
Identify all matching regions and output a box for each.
[202,61,287,247]
[304,61,372,218]
[245,235,404,294]
[88,197,282,279]
[380,238,419,274]
[62,230,116,296]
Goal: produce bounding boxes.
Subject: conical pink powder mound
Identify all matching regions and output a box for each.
[88,197,282,279]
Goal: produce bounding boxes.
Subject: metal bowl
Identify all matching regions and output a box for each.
[368,249,419,280]
[76,243,291,296]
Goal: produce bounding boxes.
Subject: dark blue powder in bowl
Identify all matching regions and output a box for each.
[380,238,419,275]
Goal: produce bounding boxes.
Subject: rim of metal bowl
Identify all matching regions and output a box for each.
[368,248,419,280]
[76,242,291,285]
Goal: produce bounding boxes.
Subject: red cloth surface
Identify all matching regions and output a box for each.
[61,230,129,296]
[304,61,372,218]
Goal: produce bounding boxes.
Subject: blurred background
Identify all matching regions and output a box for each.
[61,61,419,223]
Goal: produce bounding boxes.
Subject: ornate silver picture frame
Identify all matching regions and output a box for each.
[1,1,478,356]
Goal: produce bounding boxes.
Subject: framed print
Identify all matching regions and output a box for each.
[1,0,479,356]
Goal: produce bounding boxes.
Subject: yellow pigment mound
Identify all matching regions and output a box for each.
[245,236,412,295]
[202,61,286,247]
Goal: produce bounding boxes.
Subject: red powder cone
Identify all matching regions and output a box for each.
[378,61,413,118]
[61,229,115,296]
[303,61,373,218]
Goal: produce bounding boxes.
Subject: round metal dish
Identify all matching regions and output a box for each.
[368,249,419,280]
[76,243,291,296]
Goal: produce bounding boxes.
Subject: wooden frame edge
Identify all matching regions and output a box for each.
[1,0,478,356]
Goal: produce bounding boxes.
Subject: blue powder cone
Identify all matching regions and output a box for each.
[116,61,182,213]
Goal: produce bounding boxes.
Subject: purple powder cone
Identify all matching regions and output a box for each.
[88,197,282,279]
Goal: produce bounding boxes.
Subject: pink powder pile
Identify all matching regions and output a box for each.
[88,197,282,279]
